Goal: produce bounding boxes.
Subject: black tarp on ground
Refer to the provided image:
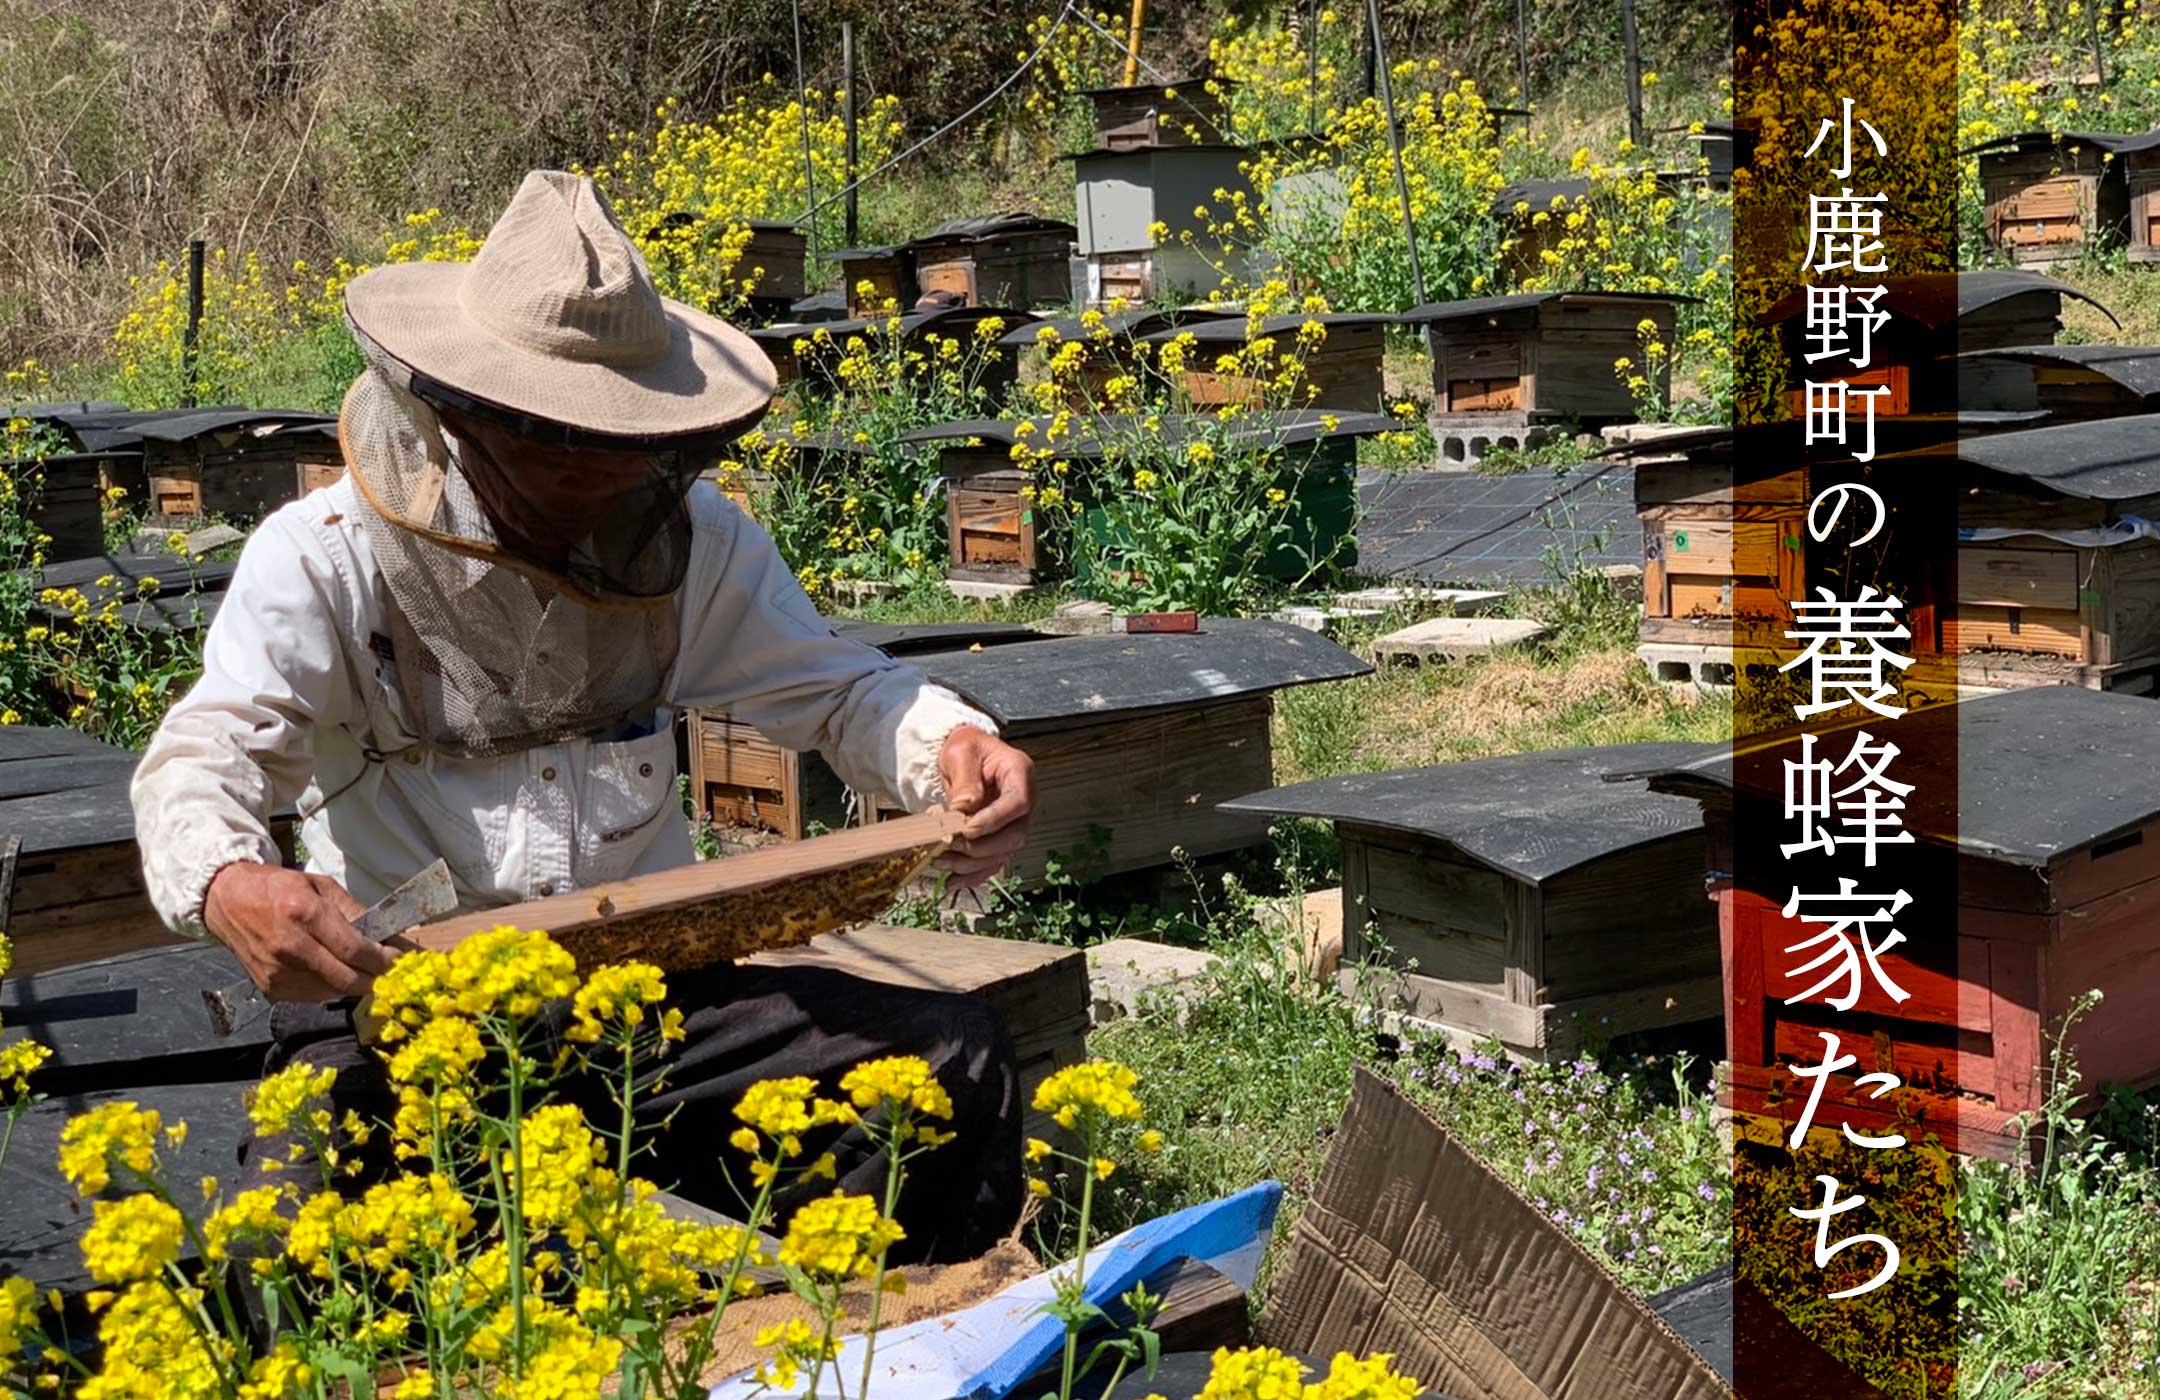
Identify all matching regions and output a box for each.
[1355,465,1641,586]
[1221,742,1710,883]
[911,618,1369,731]
[1649,1262,1735,1384]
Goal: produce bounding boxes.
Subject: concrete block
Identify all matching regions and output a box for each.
[1087,937,1218,1024]
[1372,616,1548,664]
[1032,599,1112,635]
[1270,605,1387,635]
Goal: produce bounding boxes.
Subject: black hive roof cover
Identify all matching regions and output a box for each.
[1757,270,2118,330]
[911,213,1076,245]
[1928,411,2160,499]
[1959,342,2160,399]
[753,304,1038,343]
[1356,464,1642,585]
[1622,686,2160,867]
[900,409,1395,455]
[829,619,1045,656]
[1219,741,1713,883]
[1000,305,1244,347]
[1141,311,1398,342]
[1492,177,1592,213]
[1395,290,1696,326]
[1966,128,2159,157]
[909,618,1368,727]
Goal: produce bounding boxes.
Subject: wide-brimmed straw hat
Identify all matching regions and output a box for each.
[342,169,777,439]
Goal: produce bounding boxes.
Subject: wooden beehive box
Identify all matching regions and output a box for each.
[2125,137,2160,263]
[1687,120,1757,188]
[3,450,143,558]
[1911,413,2160,695]
[685,622,1048,842]
[1071,144,1258,304]
[743,220,809,301]
[827,245,919,317]
[1642,687,2160,1162]
[1080,76,1229,150]
[1758,270,2118,420]
[1398,292,1689,427]
[903,410,1389,590]
[864,619,1371,892]
[1976,130,2137,264]
[1001,306,1246,410]
[1138,313,1393,412]
[0,725,297,975]
[130,410,339,521]
[908,214,1076,309]
[1224,743,1721,1060]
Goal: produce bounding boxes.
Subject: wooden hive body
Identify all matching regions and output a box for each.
[1413,295,1680,426]
[144,428,340,522]
[1982,143,2129,264]
[1166,320,1389,414]
[1653,687,2160,1162]
[1933,419,2160,694]
[744,223,809,301]
[1223,744,1720,1061]
[0,725,297,974]
[913,229,1074,310]
[1338,824,1720,1059]
[832,248,918,317]
[1083,81,1228,150]
[865,619,1370,893]
[939,442,1055,586]
[1634,451,1806,652]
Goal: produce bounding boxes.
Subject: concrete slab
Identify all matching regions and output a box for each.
[1332,586,1507,615]
[1087,937,1218,1023]
[944,578,1032,603]
[1372,616,1548,664]
[1031,599,1112,635]
[1270,605,1387,635]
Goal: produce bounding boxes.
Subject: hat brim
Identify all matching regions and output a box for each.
[343,261,778,439]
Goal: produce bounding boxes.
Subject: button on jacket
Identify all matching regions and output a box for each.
[131,477,998,935]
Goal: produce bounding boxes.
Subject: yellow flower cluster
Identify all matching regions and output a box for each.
[1198,1347,1423,1400]
[841,1054,956,1120]
[75,1279,234,1400]
[0,1276,36,1363]
[568,959,679,1043]
[1033,1058,1146,1129]
[81,1193,186,1284]
[374,923,579,1032]
[247,1061,337,1138]
[512,1104,601,1228]
[776,1191,906,1280]
[583,87,903,313]
[58,1099,163,1194]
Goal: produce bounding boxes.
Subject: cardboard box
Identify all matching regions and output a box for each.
[1259,1068,1727,1400]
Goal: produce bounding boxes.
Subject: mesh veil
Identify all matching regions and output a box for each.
[339,362,699,757]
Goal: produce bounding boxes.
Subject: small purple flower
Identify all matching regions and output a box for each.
[1641,1167,1657,1185]
[1587,1166,1603,1190]
[1697,1182,1718,1202]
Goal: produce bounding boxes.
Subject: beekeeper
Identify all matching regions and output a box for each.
[130,170,1033,1257]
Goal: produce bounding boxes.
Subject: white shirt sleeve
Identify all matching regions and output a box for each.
[131,510,361,936]
[670,487,999,812]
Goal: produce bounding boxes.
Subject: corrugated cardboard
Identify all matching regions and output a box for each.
[1259,1068,1730,1400]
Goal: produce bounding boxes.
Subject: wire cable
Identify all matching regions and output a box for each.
[794,0,1083,225]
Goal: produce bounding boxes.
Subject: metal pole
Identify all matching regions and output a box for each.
[1620,0,1643,148]
[1122,0,1145,87]
[1362,1,1377,99]
[1515,0,1532,119]
[183,238,204,408]
[843,22,859,246]
[1366,0,1438,394]
[1308,0,1320,134]
[2088,0,2109,87]
[790,0,818,262]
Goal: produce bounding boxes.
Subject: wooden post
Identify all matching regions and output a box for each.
[2088,0,2109,87]
[1620,0,1644,148]
[843,21,859,247]
[182,238,205,408]
[790,0,818,262]
[1122,0,1145,88]
[1515,0,1532,118]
